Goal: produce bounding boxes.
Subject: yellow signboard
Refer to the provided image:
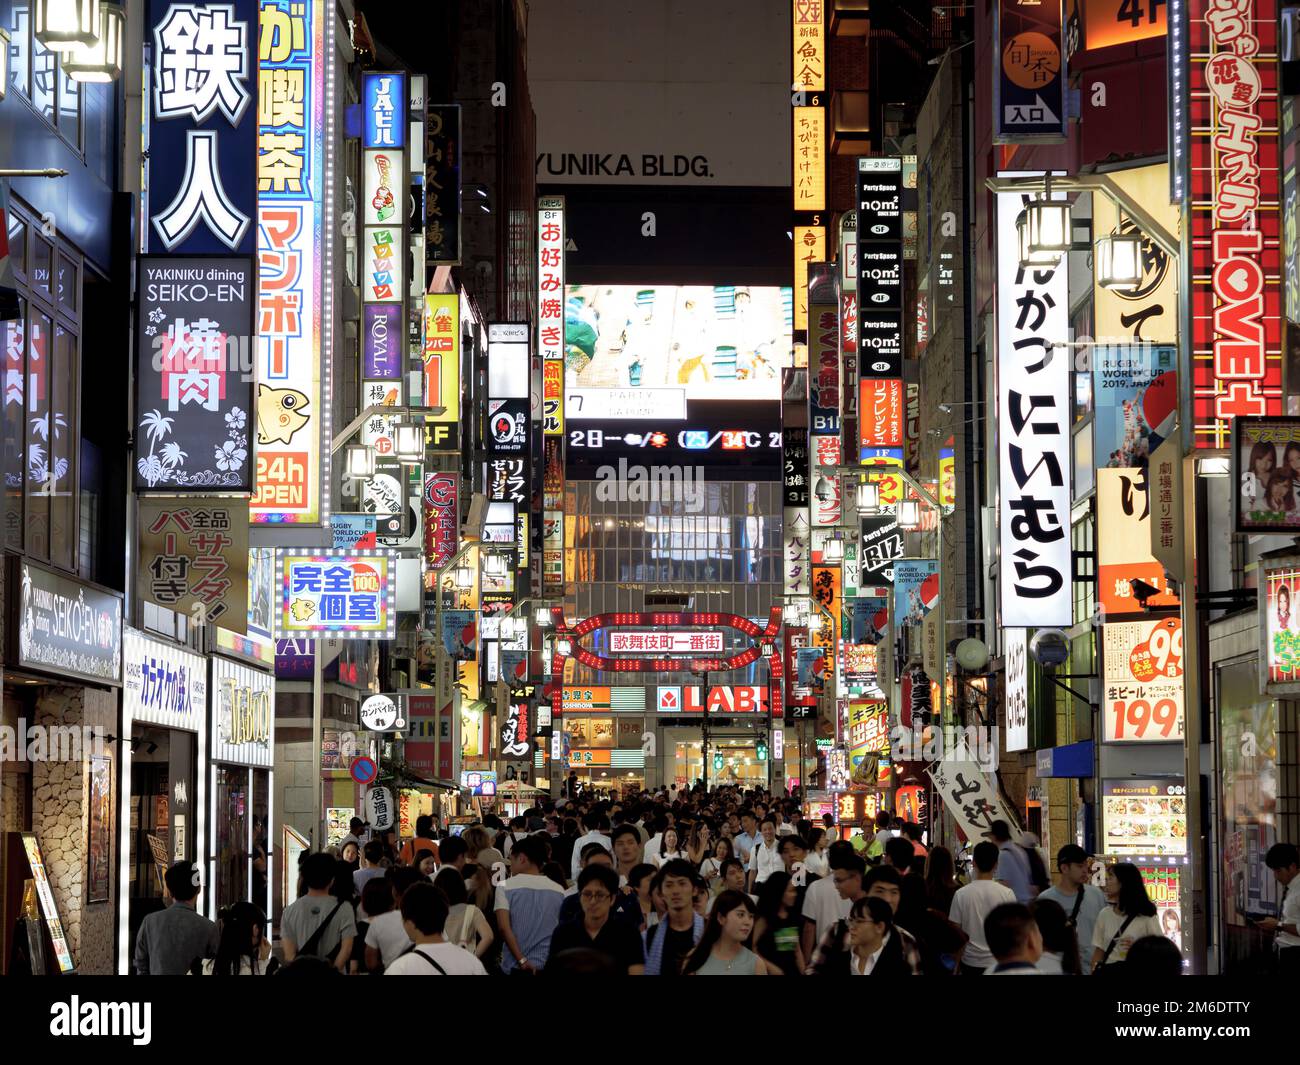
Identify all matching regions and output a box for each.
[793,107,826,212]
[793,225,827,333]
[793,1,826,91]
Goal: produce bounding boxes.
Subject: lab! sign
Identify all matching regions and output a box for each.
[656,686,770,714]
[276,550,397,639]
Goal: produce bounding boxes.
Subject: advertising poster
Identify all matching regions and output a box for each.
[440,610,477,661]
[1101,778,1188,856]
[1101,619,1185,743]
[1135,864,1185,953]
[253,0,328,524]
[1092,345,1177,468]
[330,514,378,550]
[850,596,889,644]
[276,550,397,639]
[892,559,940,628]
[1096,468,1180,615]
[796,646,828,697]
[20,835,74,972]
[1259,556,1300,693]
[325,809,354,849]
[842,643,881,696]
[134,257,256,491]
[847,701,890,787]
[87,756,112,904]
[564,284,791,404]
[138,497,250,629]
[1233,417,1300,532]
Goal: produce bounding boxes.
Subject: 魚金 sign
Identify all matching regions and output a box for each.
[139,497,250,629]
[276,550,397,639]
[135,256,255,491]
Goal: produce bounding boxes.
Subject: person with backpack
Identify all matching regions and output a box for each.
[1037,844,1107,965]
[983,819,1043,903]
[383,882,488,975]
[281,853,356,973]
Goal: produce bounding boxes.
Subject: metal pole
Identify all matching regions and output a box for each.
[311,643,323,850]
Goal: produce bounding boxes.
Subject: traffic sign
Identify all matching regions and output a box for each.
[349,756,378,785]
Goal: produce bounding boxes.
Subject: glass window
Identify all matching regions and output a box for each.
[50,324,76,571]
[6,212,25,280]
[30,236,51,300]
[24,308,51,559]
[7,1,30,99]
[31,32,55,124]
[56,253,78,317]
[58,62,79,146]
[3,299,25,549]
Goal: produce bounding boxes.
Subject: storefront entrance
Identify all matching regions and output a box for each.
[672,734,772,789]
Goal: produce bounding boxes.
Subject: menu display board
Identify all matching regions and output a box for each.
[1101,779,1188,857]
[21,834,74,973]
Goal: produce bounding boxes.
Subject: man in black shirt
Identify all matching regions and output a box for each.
[546,865,645,974]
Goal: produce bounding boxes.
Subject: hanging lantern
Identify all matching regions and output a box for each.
[35,0,101,48]
[59,2,123,82]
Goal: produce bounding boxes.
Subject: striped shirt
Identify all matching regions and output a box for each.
[495,873,566,972]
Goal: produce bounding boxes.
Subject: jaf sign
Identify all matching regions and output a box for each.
[147,0,258,254]
[252,0,330,524]
[1190,0,1282,447]
[276,549,397,638]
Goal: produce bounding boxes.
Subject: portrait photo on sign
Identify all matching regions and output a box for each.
[1233,417,1300,532]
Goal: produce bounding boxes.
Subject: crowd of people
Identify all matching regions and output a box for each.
[130,783,1300,977]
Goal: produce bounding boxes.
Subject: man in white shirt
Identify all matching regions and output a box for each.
[800,841,855,960]
[747,817,784,891]
[364,867,423,972]
[773,809,797,836]
[1037,843,1107,963]
[570,811,613,883]
[948,841,1017,975]
[384,882,487,975]
[733,812,758,867]
[642,815,668,864]
[1261,842,1300,974]
[707,859,758,913]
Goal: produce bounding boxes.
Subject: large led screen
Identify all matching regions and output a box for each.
[565,285,793,415]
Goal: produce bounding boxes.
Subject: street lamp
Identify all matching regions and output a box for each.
[454,566,473,589]
[484,552,508,577]
[1016,198,1072,268]
[59,1,123,82]
[394,422,424,463]
[555,638,573,658]
[0,27,9,98]
[35,0,100,48]
[1095,232,1143,291]
[343,442,376,480]
[898,498,922,530]
[856,481,880,514]
[823,535,845,563]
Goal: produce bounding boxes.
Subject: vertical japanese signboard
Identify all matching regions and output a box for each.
[857,158,905,475]
[1190,0,1282,448]
[252,0,329,524]
[423,471,459,572]
[539,197,565,437]
[997,183,1071,626]
[793,225,826,336]
[792,0,825,91]
[994,0,1068,143]
[793,107,826,213]
[423,293,460,422]
[809,265,840,528]
[147,0,258,255]
[135,256,256,491]
[425,104,461,265]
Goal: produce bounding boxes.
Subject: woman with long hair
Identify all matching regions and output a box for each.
[752,871,806,976]
[1091,863,1162,974]
[194,902,274,975]
[413,849,438,879]
[1030,897,1082,974]
[699,837,733,888]
[339,840,360,872]
[686,821,714,867]
[434,867,494,958]
[682,890,774,976]
[462,825,505,875]
[655,827,687,867]
[923,845,960,916]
